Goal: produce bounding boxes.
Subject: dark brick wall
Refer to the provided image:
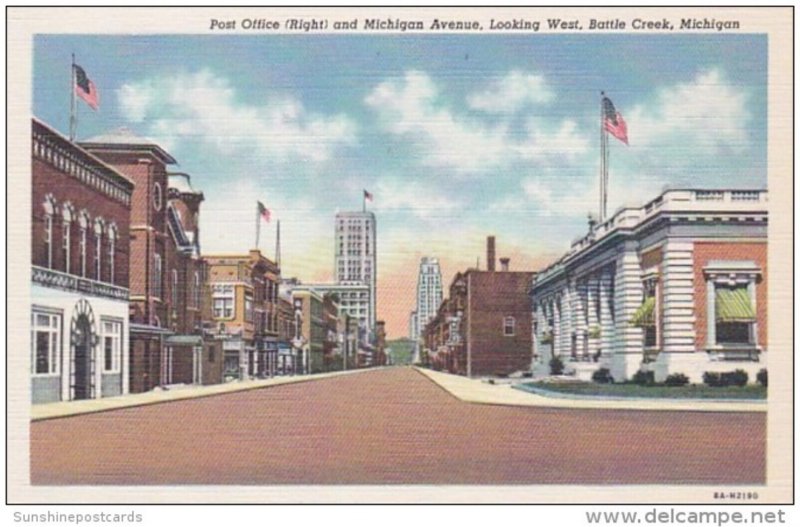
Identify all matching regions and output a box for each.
[466,271,534,377]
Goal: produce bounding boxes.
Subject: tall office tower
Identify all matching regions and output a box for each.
[412,257,443,340]
[334,211,377,335]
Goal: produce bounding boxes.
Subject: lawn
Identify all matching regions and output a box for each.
[517,381,767,400]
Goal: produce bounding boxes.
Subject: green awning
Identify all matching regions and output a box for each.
[716,287,755,322]
[630,296,656,327]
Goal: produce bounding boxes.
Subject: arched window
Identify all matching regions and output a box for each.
[193,271,201,308]
[171,269,179,307]
[153,253,163,299]
[61,203,73,274]
[78,211,89,277]
[106,223,117,284]
[43,195,56,269]
[93,218,104,281]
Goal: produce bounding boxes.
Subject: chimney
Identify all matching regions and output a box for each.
[500,257,510,272]
[486,236,496,272]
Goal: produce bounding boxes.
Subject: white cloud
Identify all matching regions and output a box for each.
[626,69,749,152]
[365,70,590,173]
[373,178,459,220]
[117,69,357,163]
[467,70,553,113]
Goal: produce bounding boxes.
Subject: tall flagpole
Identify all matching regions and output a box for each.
[362,191,366,213]
[69,54,77,142]
[599,91,608,222]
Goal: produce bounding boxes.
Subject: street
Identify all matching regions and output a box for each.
[30,367,765,485]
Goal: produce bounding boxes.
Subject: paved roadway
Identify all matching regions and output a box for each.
[30,367,765,485]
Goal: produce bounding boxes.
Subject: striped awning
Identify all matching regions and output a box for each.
[630,296,656,327]
[716,287,755,322]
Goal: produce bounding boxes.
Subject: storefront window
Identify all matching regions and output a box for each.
[32,311,61,375]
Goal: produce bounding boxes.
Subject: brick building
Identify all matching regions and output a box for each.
[31,118,134,403]
[423,237,535,377]
[531,188,768,383]
[80,129,213,391]
[204,249,281,382]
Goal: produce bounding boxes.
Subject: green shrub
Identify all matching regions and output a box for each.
[722,369,749,387]
[664,373,689,387]
[592,368,613,384]
[703,371,722,387]
[756,369,768,387]
[704,370,749,387]
[549,356,564,375]
[631,370,655,386]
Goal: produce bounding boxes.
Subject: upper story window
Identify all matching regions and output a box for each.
[106,223,117,283]
[245,292,254,323]
[212,284,235,319]
[193,271,201,308]
[503,316,516,337]
[79,210,89,278]
[43,194,56,269]
[171,269,179,307]
[61,203,73,274]
[153,182,163,211]
[153,253,163,299]
[93,218,104,281]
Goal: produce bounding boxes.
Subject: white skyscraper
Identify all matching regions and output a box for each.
[410,257,443,341]
[334,211,377,334]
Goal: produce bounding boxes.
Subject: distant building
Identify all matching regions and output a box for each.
[531,188,768,383]
[289,282,371,340]
[31,118,134,403]
[410,257,443,362]
[422,237,535,377]
[204,250,281,382]
[334,211,376,334]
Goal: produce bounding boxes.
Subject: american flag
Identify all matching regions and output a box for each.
[602,95,628,145]
[257,201,271,223]
[363,189,374,202]
[74,64,99,111]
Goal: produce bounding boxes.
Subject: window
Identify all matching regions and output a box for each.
[153,253,163,298]
[43,195,55,269]
[245,292,254,323]
[107,224,117,283]
[193,271,201,308]
[61,204,73,274]
[212,284,235,319]
[101,319,122,373]
[153,182,163,211]
[715,285,755,345]
[631,277,659,349]
[79,211,89,277]
[171,269,179,307]
[503,316,516,337]
[94,218,104,281]
[32,311,61,375]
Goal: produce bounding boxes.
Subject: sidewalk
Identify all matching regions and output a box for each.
[31,368,373,421]
[415,367,766,413]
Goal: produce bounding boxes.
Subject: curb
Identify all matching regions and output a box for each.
[512,383,768,405]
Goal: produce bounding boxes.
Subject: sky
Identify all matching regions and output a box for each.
[33,34,767,338]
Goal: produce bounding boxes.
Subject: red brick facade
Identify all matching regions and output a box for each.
[694,241,768,350]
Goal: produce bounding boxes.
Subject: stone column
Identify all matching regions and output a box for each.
[573,281,587,358]
[560,287,573,359]
[660,241,696,353]
[611,241,644,381]
[599,270,615,364]
[586,276,600,359]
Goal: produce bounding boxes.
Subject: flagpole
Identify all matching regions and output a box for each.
[275,219,281,268]
[362,191,366,213]
[599,91,608,222]
[70,54,77,142]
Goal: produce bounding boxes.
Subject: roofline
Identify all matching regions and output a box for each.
[78,139,177,165]
[32,117,136,191]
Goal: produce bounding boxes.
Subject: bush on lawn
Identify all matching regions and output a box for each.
[722,369,749,387]
[757,368,768,388]
[704,369,749,387]
[549,356,564,375]
[631,370,655,386]
[591,368,613,384]
[664,373,690,387]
